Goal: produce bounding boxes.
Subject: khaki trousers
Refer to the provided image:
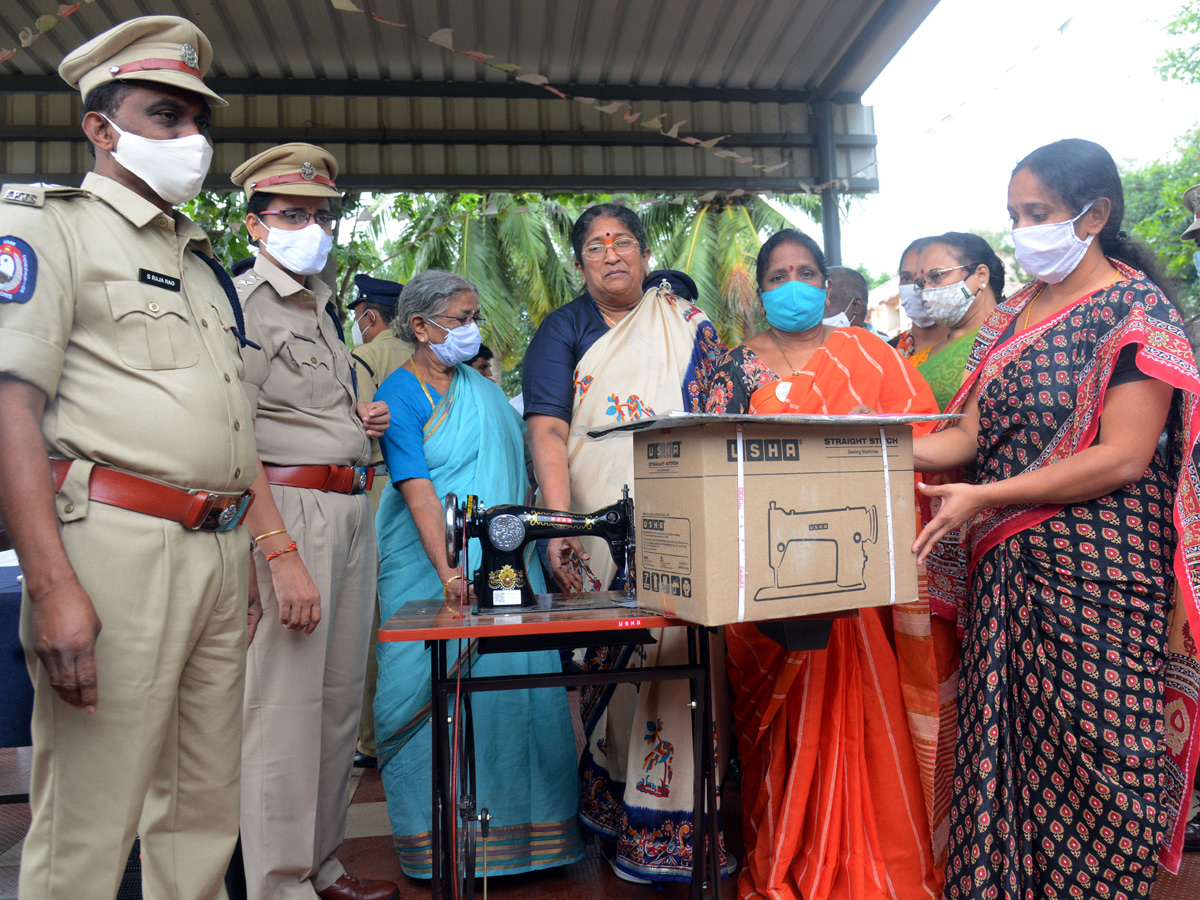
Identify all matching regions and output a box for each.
[19,501,248,900]
[240,486,376,900]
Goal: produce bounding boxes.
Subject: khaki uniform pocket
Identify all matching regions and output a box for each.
[106,281,200,370]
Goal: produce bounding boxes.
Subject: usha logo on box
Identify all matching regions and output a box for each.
[646,441,682,460]
[726,438,802,463]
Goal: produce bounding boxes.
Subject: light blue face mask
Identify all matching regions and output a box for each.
[761,279,827,333]
[426,318,482,366]
[1193,249,1200,275]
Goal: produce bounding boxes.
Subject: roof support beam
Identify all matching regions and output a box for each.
[3,74,867,105]
[0,125,876,151]
[814,99,842,265]
[10,171,879,195]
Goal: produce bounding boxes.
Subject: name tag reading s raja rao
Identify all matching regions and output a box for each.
[138,268,181,291]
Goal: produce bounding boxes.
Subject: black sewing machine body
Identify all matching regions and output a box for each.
[444,487,636,611]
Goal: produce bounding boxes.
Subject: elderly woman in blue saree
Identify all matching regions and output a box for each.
[372,269,584,878]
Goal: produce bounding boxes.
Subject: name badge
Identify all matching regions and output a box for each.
[139,269,181,291]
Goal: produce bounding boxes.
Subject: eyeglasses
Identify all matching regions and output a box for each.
[581,236,641,261]
[258,209,338,230]
[430,312,486,328]
[912,265,968,291]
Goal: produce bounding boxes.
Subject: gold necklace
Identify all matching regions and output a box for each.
[406,358,437,411]
[1022,284,1046,331]
[768,328,804,376]
[600,309,618,328]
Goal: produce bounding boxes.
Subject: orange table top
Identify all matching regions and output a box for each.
[378,591,681,641]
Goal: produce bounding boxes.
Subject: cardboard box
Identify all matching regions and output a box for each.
[591,413,942,626]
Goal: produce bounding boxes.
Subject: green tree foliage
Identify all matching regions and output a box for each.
[367,192,593,376]
[1158,0,1200,83]
[186,188,825,388]
[641,193,821,346]
[1120,128,1200,315]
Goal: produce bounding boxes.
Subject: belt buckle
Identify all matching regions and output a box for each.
[211,490,255,532]
[351,466,372,495]
[183,492,216,530]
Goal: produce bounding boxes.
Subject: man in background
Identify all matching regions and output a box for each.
[467,343,494,379]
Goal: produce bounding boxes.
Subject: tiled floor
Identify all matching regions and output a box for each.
[1,740,1199,899]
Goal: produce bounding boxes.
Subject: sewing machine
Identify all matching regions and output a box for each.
[443,486,636,611]
[753,502,878,603]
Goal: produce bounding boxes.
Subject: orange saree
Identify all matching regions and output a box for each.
[705,329,946,900]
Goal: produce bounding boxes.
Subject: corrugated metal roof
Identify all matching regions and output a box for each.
[0,0,938,192]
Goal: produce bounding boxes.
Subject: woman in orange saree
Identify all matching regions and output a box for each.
[704,228,945,900]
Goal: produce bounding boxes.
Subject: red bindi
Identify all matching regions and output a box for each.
[789,265,794,271]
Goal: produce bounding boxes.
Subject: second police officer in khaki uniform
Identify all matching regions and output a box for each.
[230,144,398,900]
[346,273,412,767]
[0,16,260,900]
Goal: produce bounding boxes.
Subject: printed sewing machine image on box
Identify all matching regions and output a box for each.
[590,413,946,627]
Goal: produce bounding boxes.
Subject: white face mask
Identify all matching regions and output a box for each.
[260,221,334,276]
[102,115,212,206]
[920,279,978,328]
[351,314,365,347]
[426,318,482,367]
[822,310,852,328]
[1010,201,1095,284]
[899,283,937,329]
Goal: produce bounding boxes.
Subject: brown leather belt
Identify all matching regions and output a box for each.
[50,459,255,532]
[263,464,374,495]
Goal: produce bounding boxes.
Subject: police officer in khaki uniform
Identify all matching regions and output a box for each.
[346,274,412,768]
[0,16,259,900]
[231,144,398,900]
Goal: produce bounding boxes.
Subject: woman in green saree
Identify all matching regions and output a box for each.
[914,233,1004,410]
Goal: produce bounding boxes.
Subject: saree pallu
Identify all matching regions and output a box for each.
[374,366,583,878]
[567,283,734,882]
[916,327,979,412]
[930,262,1200,898]
[706,332,946,900]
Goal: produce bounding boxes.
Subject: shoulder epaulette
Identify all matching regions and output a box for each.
[1,184,87,208]
[351,350,377,380]
[232,269,265,301]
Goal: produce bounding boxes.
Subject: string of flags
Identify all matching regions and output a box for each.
[0,2,86,64]
[0,0,871,195]
[332,0,839,187]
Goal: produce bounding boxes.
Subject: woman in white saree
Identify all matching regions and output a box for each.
[523,203,732,883]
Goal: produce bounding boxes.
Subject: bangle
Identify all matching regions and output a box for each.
[253,528,289,544]
[443,574,464,599]
[265,541,298,562]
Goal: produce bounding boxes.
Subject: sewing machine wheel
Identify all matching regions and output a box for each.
[444,493,464,568]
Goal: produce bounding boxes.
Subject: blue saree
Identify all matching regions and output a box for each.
[373,364,584,878]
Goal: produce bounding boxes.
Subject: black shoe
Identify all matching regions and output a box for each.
[353,752,377,769]
[1184,814,1200,852]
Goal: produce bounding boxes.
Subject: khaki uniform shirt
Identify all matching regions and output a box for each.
[237,254,369,468]
[350,330,412,466]
[0,173,257,493]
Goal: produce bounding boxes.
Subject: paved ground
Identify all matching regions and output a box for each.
[2,734,1198,900]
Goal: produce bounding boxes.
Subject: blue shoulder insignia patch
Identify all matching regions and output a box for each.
[0,235,37,303]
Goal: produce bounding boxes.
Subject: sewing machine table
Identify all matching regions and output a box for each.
[379,591,724,900]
